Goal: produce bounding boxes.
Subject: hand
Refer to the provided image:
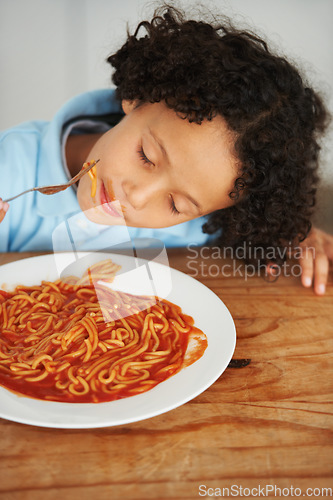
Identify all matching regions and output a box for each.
[298,227,333,295]
[0,198,9,223]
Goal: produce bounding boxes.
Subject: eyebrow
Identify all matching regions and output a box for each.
[148,128,203,216]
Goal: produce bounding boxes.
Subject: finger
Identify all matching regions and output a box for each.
[0,198,9,223]
[266,261,280,275]
[299,250,314,288]
[265,262,280,282]
[313,253,329,295]
[323,236,333,261]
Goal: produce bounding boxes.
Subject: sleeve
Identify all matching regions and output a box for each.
[0,124,43,251]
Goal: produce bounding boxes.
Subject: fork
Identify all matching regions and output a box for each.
[3,159,100,203]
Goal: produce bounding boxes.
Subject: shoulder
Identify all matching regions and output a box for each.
[0,121,47,187]
[57,89,122,118]
[0,120,46,145]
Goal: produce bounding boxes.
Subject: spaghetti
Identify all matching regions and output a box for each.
[0,260,207,403]
[86,160,97,198]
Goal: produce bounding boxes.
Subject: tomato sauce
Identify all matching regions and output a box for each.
[0,283,207,403]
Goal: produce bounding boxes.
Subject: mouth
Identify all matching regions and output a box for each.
[100,181,124,219]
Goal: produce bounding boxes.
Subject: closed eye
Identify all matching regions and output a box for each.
[170,195,180,215]
[138,146,154,166]
[138,145,180,216]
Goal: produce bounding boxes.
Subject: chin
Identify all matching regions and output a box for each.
[81,205,126,226]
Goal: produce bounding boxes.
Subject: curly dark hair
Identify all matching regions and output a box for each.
[107,4,329,264]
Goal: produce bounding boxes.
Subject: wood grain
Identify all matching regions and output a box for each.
[0,249,332,500]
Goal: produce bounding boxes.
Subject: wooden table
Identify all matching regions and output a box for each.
[0,250,332,499]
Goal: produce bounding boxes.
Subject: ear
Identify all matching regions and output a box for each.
[122,99,137,115]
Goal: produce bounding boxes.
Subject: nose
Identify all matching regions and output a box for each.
[122,176,165,211]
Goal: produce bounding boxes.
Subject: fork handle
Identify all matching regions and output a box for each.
[3,187,39,203]
[3,158,100,203]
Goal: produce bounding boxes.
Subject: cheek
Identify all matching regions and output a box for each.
[77,176,94,211]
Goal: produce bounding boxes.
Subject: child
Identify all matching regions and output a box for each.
[0,5,332,294]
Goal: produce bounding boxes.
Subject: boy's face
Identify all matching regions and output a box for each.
[77,100,238,228]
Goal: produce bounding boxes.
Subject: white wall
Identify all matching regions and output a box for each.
[1,0,332,229]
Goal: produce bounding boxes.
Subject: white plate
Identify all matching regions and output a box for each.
[0,252,236,428]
